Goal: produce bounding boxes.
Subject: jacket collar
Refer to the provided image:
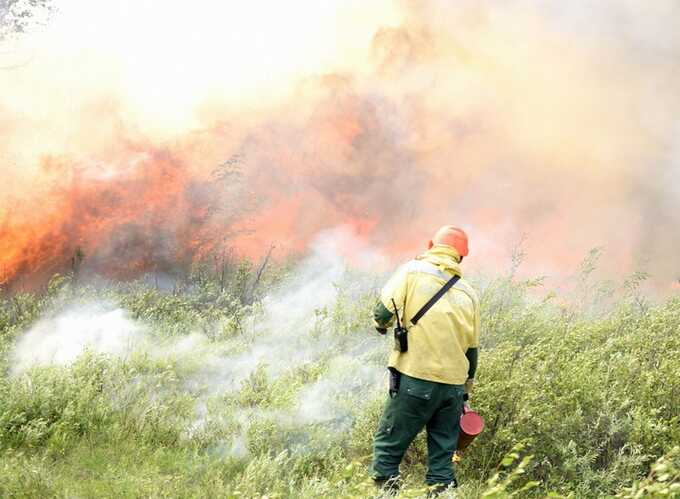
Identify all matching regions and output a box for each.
[415,245,462,276]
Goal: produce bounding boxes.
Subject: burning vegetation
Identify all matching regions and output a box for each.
[2,1,680,292]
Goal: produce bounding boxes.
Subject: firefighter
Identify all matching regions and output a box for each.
[371,226,480,494]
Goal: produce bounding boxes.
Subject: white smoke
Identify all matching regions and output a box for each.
[181,227,387,448]
[10,305,146,374]
[294,355,384,425]
[8,227,389,455]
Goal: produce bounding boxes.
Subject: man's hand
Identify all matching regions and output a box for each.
[373,318,388,335]
[464,378,474,396]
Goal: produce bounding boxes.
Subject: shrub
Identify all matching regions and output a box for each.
[0,257,678,497]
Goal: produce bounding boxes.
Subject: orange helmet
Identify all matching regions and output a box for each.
[428,226,469,257]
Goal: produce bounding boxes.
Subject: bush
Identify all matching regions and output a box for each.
[0,256,678,497]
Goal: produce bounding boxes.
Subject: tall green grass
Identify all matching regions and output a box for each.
[0,257,678,498]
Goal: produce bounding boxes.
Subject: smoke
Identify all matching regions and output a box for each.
[294,355,383,425]
[9,229,386,454]
[10,304,145,374]
[1,0,679,289]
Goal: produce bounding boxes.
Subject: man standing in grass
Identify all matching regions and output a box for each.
[371,226,480,495]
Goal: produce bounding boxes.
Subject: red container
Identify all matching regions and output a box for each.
[457,404,485,451]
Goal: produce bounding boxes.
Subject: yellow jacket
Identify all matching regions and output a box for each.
[378,245,480,385]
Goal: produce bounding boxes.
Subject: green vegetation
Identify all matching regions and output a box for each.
[0,254,678,498]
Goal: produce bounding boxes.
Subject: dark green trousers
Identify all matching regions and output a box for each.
[371,373,465,485]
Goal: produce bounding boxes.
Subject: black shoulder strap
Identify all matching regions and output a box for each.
[410,274,460,326]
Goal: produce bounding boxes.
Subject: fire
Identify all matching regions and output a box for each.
[1,146,196,286]
[1,1,679,290]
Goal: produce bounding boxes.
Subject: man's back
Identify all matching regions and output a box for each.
[376,245,480,385]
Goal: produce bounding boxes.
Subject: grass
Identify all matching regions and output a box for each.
[0,253,679,498]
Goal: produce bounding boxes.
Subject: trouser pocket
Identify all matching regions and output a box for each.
[401,373,435,402]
